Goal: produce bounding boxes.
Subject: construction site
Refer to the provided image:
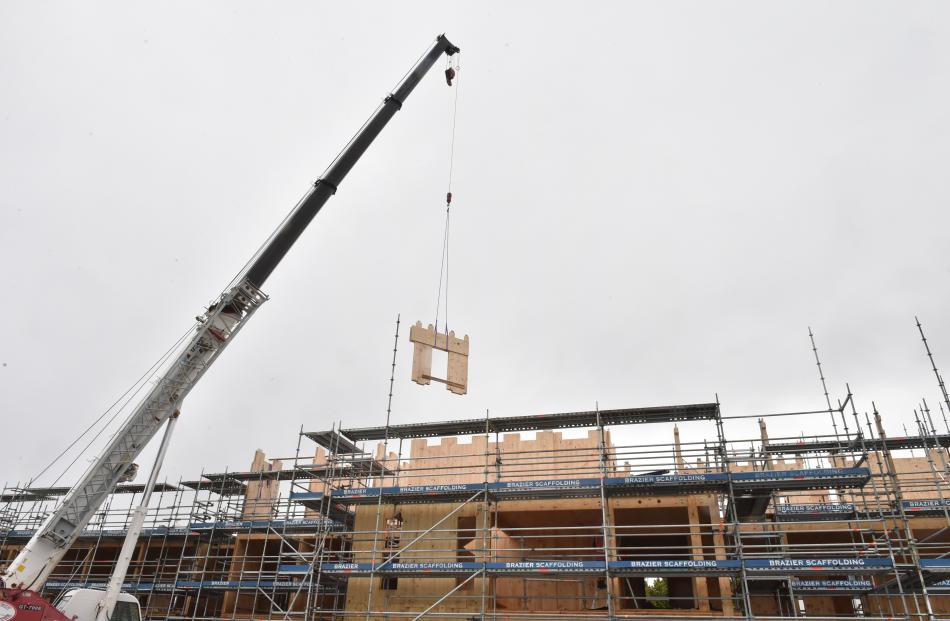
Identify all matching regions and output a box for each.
[6,364,950,621]
[3,12,950,621]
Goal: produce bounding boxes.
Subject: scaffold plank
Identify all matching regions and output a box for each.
[1,483,180,502]
[303,429,362,453]
[764,433,950,454]
[178,479,247,495]
[198,460,393,484]
[305,403,720,443]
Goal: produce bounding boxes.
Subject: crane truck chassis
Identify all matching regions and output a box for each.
[0,34,459,621]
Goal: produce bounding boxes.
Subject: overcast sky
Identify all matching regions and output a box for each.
[2,2,948,488]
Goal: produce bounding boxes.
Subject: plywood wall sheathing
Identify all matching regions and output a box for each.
[409,321,470,395]
[243,449,281,520]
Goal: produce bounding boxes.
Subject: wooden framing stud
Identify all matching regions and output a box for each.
[409,321,469,395]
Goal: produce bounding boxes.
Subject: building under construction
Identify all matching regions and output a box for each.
[4,393,950,621]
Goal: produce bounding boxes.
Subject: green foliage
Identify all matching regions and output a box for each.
[645,577,671,609]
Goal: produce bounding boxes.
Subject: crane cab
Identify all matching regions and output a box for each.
[55,589,141,621]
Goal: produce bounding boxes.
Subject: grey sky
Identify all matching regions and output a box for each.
[1,2,948,487]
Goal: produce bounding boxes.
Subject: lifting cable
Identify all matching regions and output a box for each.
[433,52,461,338]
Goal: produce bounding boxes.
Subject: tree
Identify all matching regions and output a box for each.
[645,577,671,609]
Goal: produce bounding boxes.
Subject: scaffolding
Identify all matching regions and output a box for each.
[5,395,950,621]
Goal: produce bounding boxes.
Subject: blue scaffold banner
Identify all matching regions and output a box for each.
[383,483,476,496]
[491,478,602,492]
[609,560,740,572]
[903,499,950,513]
[318,468,872,503]
[320,561,608,574]
[174,579,315,590]
[389,562,476,573]
[486,561,604,573]
[606,473,726,487]
[321,562,473,574]
[744,558,893,573]
[791,580,872,592]
[46,581,157,592]
[142,527,191,537]
[189,518,340,531]
[323,563,370,574]
[45,578,329,593]
[920,559,950,573]
[317,558,892,576]
[731,468,868,484]
[777,503,855,515]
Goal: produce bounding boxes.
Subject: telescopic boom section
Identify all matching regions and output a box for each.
[245,34,460,288]
[1,34,458,593]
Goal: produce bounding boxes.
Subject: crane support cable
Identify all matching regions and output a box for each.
[28,322,198,489]
[433,53,461,338]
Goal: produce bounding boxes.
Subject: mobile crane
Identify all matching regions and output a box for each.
[0,34,459,621]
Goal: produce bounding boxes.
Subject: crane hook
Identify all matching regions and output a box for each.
[445,66,456,86]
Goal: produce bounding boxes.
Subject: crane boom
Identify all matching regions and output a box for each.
[2,34,459,593]
[245,34,459,288]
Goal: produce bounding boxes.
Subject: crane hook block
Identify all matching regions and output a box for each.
[445,66,456,86]
[409,321,469,395]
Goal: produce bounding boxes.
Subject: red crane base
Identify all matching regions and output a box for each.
[0,589,72,621]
